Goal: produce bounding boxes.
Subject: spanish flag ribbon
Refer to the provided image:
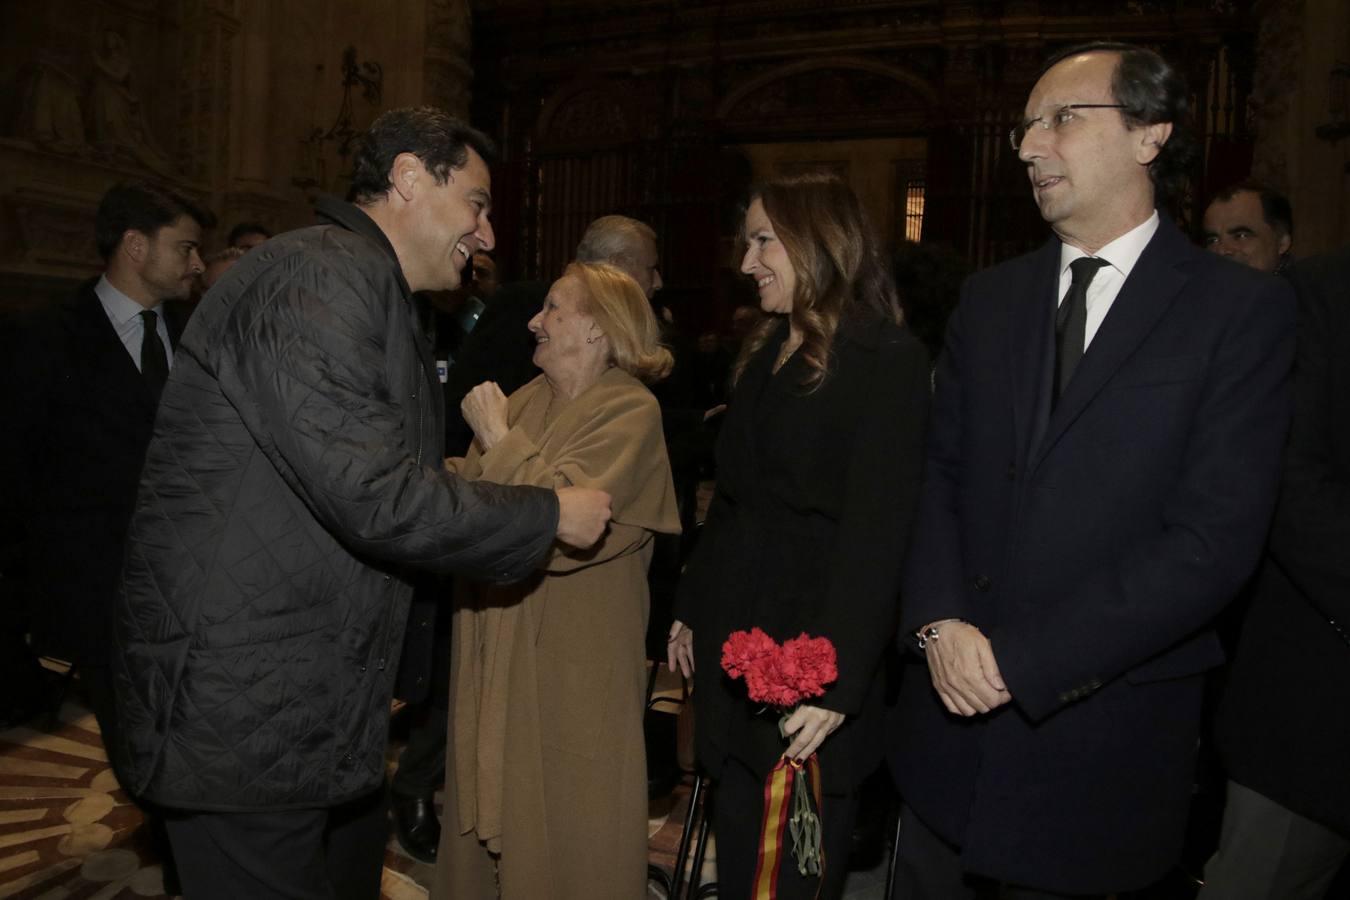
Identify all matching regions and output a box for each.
[751,754,825,899]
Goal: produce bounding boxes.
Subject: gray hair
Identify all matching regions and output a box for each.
[575,215,657,269]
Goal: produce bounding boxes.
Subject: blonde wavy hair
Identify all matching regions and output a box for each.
[565,261,673,384]
[731,174,903,391]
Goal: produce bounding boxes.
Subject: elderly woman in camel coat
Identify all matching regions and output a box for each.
[432,261,680,900]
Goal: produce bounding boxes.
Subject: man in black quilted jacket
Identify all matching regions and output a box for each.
[110,108,611,899]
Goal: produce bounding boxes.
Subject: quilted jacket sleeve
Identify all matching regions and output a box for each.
[215,257,558,584]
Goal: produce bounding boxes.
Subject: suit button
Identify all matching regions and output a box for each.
[974,576,992,592]
[1006,464,1016,480]
[415,675,425,685]
[376,658,386,671]
[359,664,367,673]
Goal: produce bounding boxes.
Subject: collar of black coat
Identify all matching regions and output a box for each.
[764,305,888,360]
[314,195,413,299]
[836,305,887,349]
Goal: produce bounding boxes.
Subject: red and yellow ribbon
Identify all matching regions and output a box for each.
[751,754,825,899]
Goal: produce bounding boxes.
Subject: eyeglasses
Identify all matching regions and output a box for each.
[1009,104,1126,151]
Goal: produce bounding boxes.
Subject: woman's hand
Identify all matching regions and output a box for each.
[782,704,845,762]
[667,619,695,678]
[461,382,510,451]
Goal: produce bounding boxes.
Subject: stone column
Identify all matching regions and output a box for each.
[172,0,241,189]
[233,0,273,185]
[424,0,474,118]
[1252,0,1350,254]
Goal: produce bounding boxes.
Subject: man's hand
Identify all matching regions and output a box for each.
[667,619,694,677]
[782,704,845,761]
[461,382,510,451]
[923,620,1012,717]
[554,487,611,548]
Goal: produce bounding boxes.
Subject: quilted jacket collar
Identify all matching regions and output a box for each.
[314,195,413,299]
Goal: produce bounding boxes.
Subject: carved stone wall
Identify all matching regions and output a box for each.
[1251,0,1350,255]
[473,0,1266,284]
[425,0,474,116]
[1,0,476,310]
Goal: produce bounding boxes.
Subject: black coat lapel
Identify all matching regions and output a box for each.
[1011,239,1061,465]
[66,280,156,411]
[1031,218,1192,471]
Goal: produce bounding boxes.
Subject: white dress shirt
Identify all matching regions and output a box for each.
[94,275,173,373]
[1057,211,1160,351]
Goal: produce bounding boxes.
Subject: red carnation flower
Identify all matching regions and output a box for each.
[721,629,838,709]
[720,627,777,680]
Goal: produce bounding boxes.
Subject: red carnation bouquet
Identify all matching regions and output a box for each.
[721,628,838,889]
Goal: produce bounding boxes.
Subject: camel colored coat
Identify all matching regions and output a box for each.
[432,367,680,900]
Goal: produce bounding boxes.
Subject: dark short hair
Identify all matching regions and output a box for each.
[347,107,496,204]
[1210,179,1294,237]
[227,221,271,245]
[95,182,215,260]
[1041,41,1199,207]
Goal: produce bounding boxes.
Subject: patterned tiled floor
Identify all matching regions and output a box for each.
[0,683,886,899]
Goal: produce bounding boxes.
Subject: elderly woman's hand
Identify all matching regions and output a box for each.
[667,619,694,678]
[462,382,510,451]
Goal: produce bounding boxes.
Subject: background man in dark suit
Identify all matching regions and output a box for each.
[888,43,1295,899]
[1,182,210,895]
[1200,245,1350,899]
[1,181,211,742]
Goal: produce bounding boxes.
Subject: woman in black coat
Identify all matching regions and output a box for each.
[668,174,931,899]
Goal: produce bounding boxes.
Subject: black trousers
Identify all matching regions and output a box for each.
[82,664,181,891]
[713,756,859,900]
[390,702,447,799]
[391,600,451,800]
[164,788,389,900]
[891,804,1106,900]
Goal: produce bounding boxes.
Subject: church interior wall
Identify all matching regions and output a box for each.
[736,137,930,250]
[0,0,456,312]
[1,1,1345,316]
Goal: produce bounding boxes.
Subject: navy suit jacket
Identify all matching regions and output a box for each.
[1217,245,1350,838]
[889,217,1295,893]
[0,279,189,664]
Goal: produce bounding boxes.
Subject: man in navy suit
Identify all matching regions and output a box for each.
[888,43,1295,898]
[1,182,211,741]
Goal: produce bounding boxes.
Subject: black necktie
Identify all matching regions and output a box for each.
[140,309,169,401]
[1054,257,1109,402]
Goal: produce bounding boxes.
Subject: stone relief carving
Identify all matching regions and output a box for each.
[724,68,929,126]
[1250,0,1303,186]
[87,29,176,174]
[543,88,634,145]
[8,193,102,268]
[14,59,89,154]
[425,0,474,115]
